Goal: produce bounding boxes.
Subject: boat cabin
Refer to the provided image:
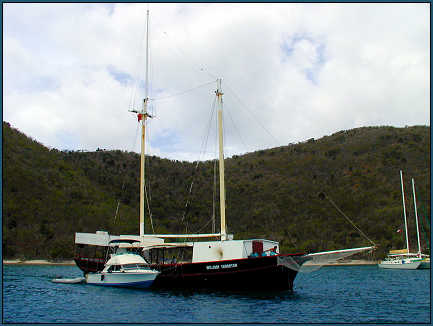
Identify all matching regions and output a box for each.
[192,239,279,263]
[144,239,279,264]
[75,231,279,267]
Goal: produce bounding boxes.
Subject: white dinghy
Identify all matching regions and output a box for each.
[51,277,85,284]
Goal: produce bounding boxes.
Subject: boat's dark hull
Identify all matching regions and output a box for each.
[75,254,308,292]
[74,256,106,273]
[150,254,307,291]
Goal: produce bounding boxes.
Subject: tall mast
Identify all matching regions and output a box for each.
[400,170,410,253]
[216,78,227,241]
[412,178,422,255]
[139,104,147,237]
[145,9,150,100]
[140,9,151,237]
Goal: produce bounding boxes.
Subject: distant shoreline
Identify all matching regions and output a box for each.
[3,259,378,266]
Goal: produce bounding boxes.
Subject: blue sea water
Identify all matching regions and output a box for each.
[2,264,430,324]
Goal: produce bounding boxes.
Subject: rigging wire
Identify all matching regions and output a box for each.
[146,119,152,203]
[284,227,299,248]
[320,192,376,247]
[209,96,219,235]
[114,122,140,223]
[159,29,215,80]
[212,151,217,233]
[224,101,249,154]
[129,18,148,110]
[180,96,217,232]
[180,93,218,234]
[144,118,155,234]
[150,80,217,102]
[224,81,280,148]
[195,216,214,234]
[144,174,155,233]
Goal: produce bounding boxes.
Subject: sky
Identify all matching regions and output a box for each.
[3,3,430,162]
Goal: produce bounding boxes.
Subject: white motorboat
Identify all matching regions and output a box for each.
[85,240,159,288]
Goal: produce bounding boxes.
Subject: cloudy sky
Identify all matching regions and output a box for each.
[3,3,430,161]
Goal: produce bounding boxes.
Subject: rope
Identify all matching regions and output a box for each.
[212,157,217,233]
[144,180,155,233]
[285,227,298,248]
[419,205,430,250]
[129,18,148,110]
[114,202,120,224]
[321,192,376,247]
[224,81,280,147]
[114,122,140,223]
[195,216,215,234]
[180,94,217,234]
[150,80,216,102]
[225,101,248,152]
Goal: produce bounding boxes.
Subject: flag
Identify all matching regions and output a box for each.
[138,114,143,122]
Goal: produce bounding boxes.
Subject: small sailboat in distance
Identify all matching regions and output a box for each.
[379,171,423,269]
[411,178,430,269]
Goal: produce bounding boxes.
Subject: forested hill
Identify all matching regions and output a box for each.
[3,121,430,260]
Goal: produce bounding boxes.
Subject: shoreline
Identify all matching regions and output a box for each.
[3,259,76,266]
[3,259,378,266]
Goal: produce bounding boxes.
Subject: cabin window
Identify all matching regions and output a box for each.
[108,265,121,272]
[122,263,150,270]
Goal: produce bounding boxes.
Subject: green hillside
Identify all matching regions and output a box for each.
[2,122,430,260]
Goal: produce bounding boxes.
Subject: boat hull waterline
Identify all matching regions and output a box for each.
[378,260,422,270]
[419,259,430,269]
[86,271,159,288]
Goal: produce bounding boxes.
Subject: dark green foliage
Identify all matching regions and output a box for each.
[2,122,430,260]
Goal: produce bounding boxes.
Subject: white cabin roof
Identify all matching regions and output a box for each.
[106,253,147,266]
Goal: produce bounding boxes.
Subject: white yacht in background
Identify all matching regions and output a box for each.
[378,251,422,270]
[379,171,427,270]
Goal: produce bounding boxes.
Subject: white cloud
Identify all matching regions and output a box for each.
[3,3,430,161]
